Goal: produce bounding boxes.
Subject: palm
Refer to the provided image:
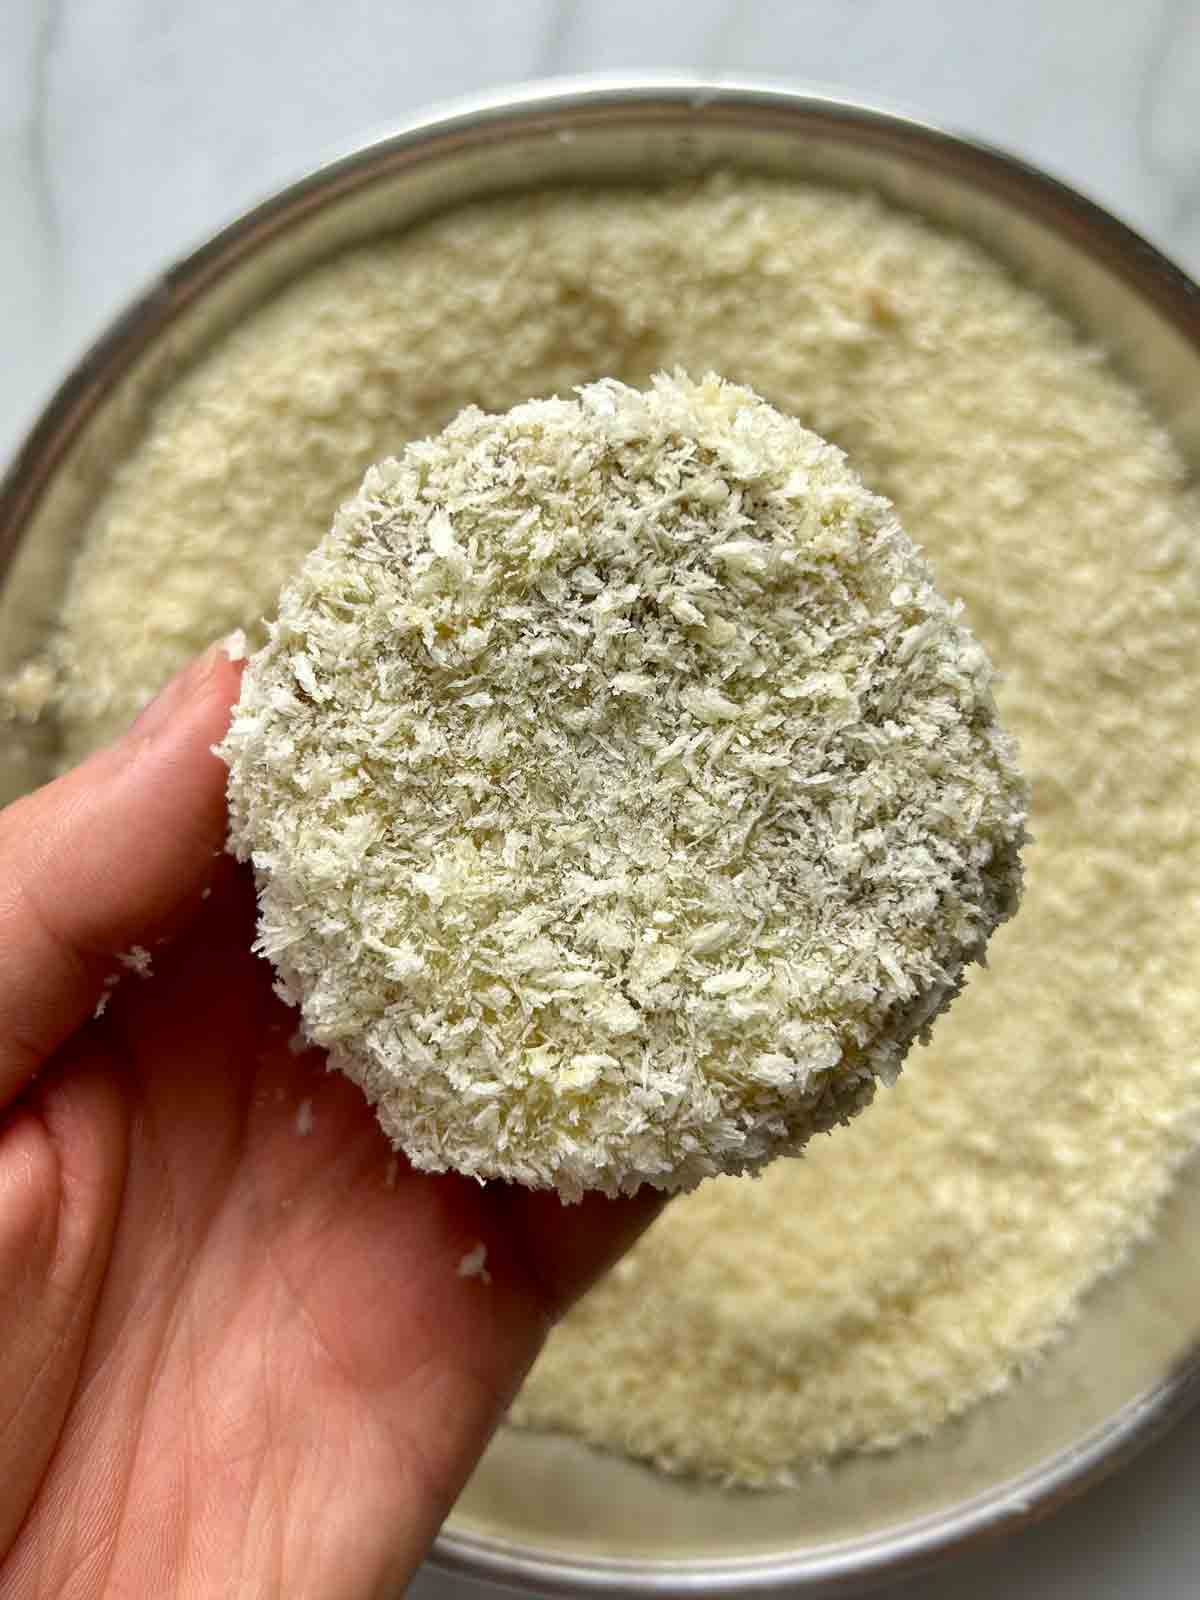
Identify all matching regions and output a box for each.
[3,861,657,1597]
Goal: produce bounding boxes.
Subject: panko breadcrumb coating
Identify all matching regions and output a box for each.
[220,372,1025,1200]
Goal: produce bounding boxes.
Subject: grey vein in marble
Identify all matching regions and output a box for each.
[1137,0,1200,231]
[537,0,581,78]
[27,0,65,298]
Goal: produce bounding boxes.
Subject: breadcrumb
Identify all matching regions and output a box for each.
[221,372,1025,1200]
[93,973,120,1019]
[0,659,55,723]
[457,1242,492,1284]
[117,945,153,979]
[295,1097,314,1137]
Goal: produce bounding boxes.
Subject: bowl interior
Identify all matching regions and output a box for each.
[2,85,1198,1594]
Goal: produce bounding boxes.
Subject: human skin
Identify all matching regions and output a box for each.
[0,644,661,1599]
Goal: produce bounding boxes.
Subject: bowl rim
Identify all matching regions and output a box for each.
[5,73,1200,553]
[4,71,1200,1600]
[436,1364,1200,1597]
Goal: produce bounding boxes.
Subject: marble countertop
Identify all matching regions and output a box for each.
[3,2,1199,1596]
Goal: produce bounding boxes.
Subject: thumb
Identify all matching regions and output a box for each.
[0,642,244,1111]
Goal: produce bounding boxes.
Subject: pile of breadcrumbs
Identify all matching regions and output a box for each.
[12,176,1199,1485]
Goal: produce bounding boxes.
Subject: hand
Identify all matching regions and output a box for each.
[0,645,661,1599]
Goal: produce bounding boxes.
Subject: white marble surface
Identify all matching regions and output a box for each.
[3,1,1200,1595]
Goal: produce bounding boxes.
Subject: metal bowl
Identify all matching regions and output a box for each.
[3,77,1199,1597]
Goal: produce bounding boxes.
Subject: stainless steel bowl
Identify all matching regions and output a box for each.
[3,77,1199,1597]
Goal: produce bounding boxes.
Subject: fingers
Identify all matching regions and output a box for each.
[501,1183,669,1321]
[0,644,244,1111]
[0,1043,128,1558]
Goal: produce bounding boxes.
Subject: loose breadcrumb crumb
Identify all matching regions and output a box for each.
[221,372,1025,1200]
[117,945,153,979]
[295,1098,314,1137]
[457,1242,492,1284]
[93,973,120,1019]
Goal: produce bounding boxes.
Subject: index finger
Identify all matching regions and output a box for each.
[0,645,243,1110]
